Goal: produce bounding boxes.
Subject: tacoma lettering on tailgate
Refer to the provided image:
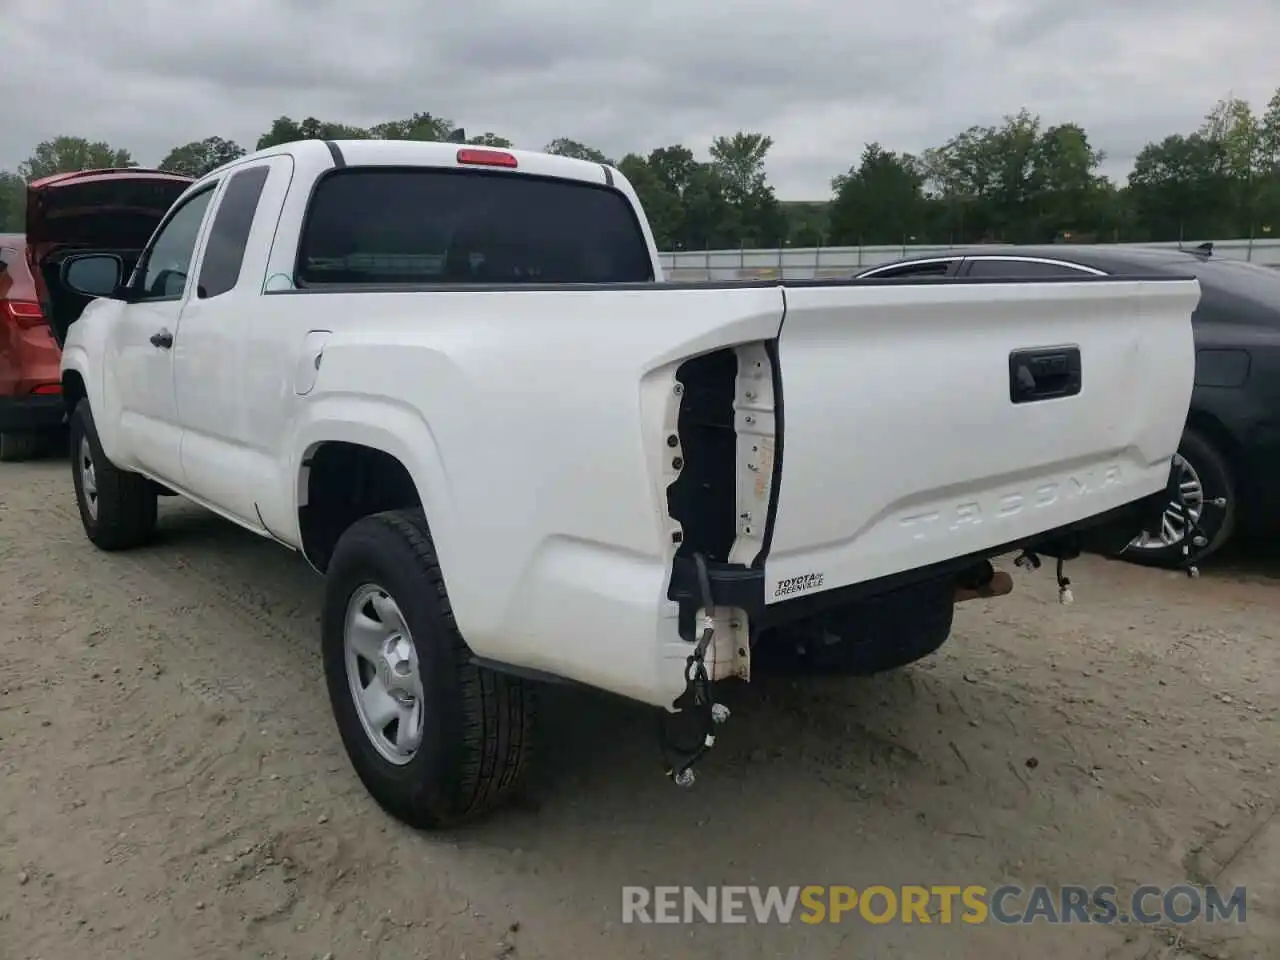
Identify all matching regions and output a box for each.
[898,464,1124,542]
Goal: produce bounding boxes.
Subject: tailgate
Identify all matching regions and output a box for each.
[762,277,1199,602]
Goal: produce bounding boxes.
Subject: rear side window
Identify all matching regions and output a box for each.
[198,165,271,298]
[296,168,654,286]
[965,258,1097,278]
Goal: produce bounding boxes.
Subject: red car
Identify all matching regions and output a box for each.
[0,168,193,460]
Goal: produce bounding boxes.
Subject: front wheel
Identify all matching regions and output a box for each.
[68,400,158,550]
[1118,427,1236,569]
[322,509,536,829]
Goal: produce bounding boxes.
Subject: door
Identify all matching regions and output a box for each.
[171,157,294,526]
[112,184,218,481]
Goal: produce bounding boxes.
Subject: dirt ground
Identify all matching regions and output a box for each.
[1,457,1278,960]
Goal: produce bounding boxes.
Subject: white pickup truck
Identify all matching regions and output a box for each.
[44,138,1200,827]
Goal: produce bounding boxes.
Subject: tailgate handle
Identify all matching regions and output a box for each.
[1009,347,1081,404]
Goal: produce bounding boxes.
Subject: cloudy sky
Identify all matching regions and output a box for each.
[1,0,1276,199]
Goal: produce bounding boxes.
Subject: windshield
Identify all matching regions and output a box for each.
[297,167,655,286]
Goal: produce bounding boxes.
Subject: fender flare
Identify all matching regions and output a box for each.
[290,395,455,566]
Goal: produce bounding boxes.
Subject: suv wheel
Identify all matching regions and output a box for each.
[1118,427,1235,569]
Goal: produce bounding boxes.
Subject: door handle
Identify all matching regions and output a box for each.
[1009,347,1081,404]
[150,329,174,349]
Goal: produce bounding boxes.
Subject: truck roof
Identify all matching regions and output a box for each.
[233,138,618,190]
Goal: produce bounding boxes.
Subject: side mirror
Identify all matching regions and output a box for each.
[61,254,124,298]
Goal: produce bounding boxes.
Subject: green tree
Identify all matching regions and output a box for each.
[681,163,740,249]
[1198,96,1262,237]
[544,138,611,164]
[159,136,246,177]
[920,124,1003,241]
[636,144,742,249]
[917,110,1115,243]
[1258,88,1280,236]
[1128,133,1230,241]
[256,116,370,150]
[828,143,926,245]
[466,132,514,148]
[616,153,680,248]
[18,136,135,181]
[647,145,699,198]
[709,132,772,199]
[781,201,829,246]
[1028,124,1110,240]
[368,112,453,142]
[0,171,25,231]
[709,132,785,245]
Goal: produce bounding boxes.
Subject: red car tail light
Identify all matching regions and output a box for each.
[2,299,46,330]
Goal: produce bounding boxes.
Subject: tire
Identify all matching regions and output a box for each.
[0,431,43,462]
[1118,427,1236,570]
[322,509,536,829]
[68,400,158,550]
[753,575,956,676]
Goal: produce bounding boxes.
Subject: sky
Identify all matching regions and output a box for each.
[0,0,1277,200]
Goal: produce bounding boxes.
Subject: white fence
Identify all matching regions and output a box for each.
[657,238,1280,281]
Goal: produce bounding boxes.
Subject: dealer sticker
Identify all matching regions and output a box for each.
[773,572,825,598]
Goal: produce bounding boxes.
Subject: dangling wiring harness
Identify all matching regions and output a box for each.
[657,553,730,786]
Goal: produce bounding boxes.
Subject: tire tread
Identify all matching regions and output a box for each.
[326,508,535,828]
[70,400,157,550]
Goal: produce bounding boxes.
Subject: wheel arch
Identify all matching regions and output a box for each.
[60,345,126,463]
[1183,408,1244,497]
[292,404,453,574]
[61,368,87,415]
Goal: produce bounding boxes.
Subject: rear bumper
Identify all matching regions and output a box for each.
[0,393,65,433]
[668,489,1167,641]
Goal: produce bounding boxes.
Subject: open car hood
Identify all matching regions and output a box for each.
[25,168,193,254]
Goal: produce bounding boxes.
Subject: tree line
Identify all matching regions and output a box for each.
[3,89,1279,250]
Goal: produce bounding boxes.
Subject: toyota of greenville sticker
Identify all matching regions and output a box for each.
[773,572,825,599]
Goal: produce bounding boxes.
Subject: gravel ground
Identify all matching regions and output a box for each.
[1,457,1277,960]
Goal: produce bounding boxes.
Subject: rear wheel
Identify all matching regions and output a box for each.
[1118,427,1235,569]
[0,432,43,462]
[68,400,158,550]
[322,509,536,829]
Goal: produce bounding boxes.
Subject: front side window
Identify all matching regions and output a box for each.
[137,187,216,300]
[863,260,957,279]
[296,168,654,286]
